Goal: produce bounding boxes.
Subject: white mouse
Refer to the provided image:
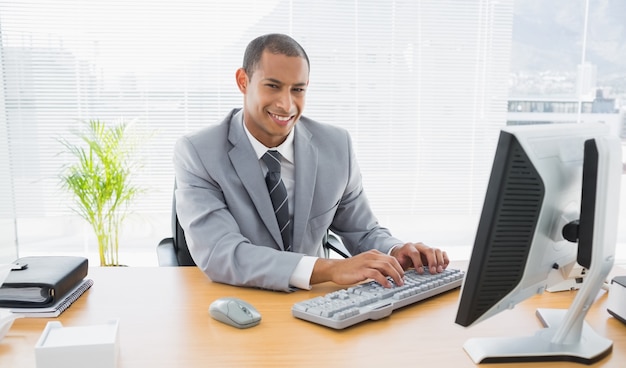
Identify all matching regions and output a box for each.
[209,297,261,329]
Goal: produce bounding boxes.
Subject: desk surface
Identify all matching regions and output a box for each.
[1,265,625,368]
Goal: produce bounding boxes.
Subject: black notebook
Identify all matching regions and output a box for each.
[0,256,88,308]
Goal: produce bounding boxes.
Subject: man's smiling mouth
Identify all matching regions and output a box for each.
[269,112,293,125]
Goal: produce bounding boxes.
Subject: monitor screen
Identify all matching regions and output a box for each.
[454,122,622,364]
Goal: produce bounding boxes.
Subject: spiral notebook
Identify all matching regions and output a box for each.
[8,278,93,318]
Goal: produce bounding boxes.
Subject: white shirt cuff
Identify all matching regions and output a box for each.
[388,244,402,255]
[289,256,318,290]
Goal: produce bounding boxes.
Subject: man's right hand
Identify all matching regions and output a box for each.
[310,249,405,288]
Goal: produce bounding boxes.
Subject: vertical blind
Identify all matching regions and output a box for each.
[0,0,514,253]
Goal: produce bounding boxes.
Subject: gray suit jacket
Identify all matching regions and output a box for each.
[174,108,401,291]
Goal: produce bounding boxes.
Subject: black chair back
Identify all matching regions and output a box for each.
[157,181,195,266]
[172,208,195,266]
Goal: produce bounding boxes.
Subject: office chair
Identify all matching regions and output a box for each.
[156,183,195,266]
[156,182,350,267]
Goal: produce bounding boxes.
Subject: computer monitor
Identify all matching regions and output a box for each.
[455,122,622,364]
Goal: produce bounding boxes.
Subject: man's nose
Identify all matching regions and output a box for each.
[275,90,293,111]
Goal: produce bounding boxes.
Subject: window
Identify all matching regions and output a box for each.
[2,0,623,265]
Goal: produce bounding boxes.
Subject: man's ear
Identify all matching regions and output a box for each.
[235,68,248,93]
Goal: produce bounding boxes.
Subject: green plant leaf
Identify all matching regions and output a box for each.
[58,119,148,266]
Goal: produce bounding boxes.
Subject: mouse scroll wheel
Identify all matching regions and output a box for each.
[240,305,251,315]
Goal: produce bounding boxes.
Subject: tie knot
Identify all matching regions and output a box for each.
[262,150,282,174]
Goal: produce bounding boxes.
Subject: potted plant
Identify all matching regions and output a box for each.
[59,120,145,266]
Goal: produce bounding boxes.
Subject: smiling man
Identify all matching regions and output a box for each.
[173,33,449,292]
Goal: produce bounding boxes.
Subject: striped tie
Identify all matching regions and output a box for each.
[262,150,292,251]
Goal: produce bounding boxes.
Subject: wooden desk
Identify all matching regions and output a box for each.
[1,266,625,368]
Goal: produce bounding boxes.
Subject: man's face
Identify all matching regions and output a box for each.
[236,50,309,148]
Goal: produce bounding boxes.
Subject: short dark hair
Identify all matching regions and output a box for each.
[242,33,310,77]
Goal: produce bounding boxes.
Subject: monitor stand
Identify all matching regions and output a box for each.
[463,219,614,365]
[463,308,612,364]
[462,225,614,364]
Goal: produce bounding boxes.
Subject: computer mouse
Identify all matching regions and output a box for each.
[209,297,261,329]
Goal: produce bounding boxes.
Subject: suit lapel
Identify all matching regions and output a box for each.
[293,123,317,252]
[227,111,284,249]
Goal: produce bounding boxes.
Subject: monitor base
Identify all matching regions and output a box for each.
[463,308,612,365]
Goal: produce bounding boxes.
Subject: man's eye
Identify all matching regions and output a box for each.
[266,84,278,89]
[293,88,306,93]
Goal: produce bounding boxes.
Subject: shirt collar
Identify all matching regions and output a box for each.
[242,116,295,164]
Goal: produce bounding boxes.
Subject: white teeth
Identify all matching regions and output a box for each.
[270,113,291,121]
